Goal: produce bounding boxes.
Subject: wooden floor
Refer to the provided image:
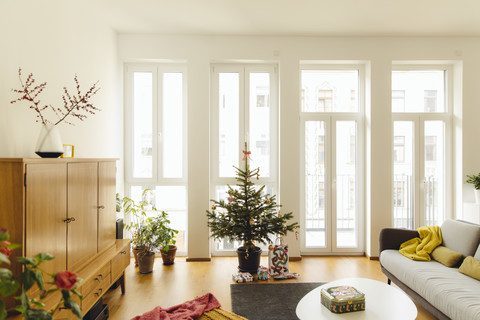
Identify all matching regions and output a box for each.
[102,256,436,320]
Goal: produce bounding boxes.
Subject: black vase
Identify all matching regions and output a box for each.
[237,246,262,274]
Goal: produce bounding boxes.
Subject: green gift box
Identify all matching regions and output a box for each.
[321,285,365,313]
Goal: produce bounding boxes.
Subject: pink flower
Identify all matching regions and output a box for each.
[0,246,12,258]
[55,271,78,290]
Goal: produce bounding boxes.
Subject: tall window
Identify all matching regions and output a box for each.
[125,64,187,253]
[301,66,364,254]
[211,64,278,254]
[392,67,451,229]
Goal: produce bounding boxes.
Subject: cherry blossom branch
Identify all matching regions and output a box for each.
[10,68,50,125]
[54,75,100,126]
[10,68,101,126]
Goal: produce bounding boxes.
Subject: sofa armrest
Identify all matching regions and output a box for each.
[379,228,419,253]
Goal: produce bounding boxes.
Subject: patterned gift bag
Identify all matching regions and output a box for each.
[268,239,289,276]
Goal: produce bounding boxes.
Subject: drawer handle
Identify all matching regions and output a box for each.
[63,217,76,223]
[94,288,103,297]
[121,250,127,254]
[98,205,105,209]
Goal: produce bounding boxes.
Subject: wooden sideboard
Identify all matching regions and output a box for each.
[0,158,130,317]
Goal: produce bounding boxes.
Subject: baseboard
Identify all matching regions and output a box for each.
[367,254,379,260]
[289,256,302,261]
[186,257,211,262]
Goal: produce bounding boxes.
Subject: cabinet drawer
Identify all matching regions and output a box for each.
[82,272,111,315]
[112,245,130,281]
[82,262,111,297]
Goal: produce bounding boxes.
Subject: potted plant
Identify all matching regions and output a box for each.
[466,172,480,203]
[134,222,156,274]
[150,213,179,265]
[206,143,299,274]
[119,189,151,266]
[135,213,178,273]
[119,189,178,272]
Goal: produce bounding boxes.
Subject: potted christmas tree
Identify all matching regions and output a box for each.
[206,143,299,273]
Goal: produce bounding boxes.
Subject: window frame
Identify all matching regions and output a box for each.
[299,63,365,254]
[125,63,188,186]
[392,64,453,228]
[124,63,188,254]
[210,63,279,256]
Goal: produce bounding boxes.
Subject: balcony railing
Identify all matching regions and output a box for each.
[305,174,355,232]
[305,173,440,235]
[393,174,439,229]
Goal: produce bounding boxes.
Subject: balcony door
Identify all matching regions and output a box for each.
[300,66,364,254]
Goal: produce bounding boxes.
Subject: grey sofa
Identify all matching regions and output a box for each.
[379,219,480,320]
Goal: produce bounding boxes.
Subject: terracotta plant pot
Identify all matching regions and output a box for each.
[237,246,262,274]
[160,245,177,265]
[137,251,155,274]
[133,246,145,266]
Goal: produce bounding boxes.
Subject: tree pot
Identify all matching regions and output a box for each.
[133,246,146,266]
[237,246,262,274]
[160,245,177,265]
[137,251,155,273]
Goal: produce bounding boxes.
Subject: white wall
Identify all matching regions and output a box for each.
[0,1,121,163]
[118,35,480,259]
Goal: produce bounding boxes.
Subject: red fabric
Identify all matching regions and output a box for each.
[131,293,221,320]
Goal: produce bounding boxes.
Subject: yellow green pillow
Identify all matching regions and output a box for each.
[431,246,463,267]
[459,256,480,280]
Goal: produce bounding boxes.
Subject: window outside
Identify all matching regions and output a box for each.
[301,66,363,253]
[126,65,187,253]
[392,67,449,229]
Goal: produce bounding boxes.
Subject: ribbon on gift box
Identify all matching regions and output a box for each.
[257,265,269,280]
[232,272,253,283]
[268,239,289,276]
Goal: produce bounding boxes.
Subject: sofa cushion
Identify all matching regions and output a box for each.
[431,246,463,267]
[441,219,480,257]
[474,244,480,261]
[459,256,480,280]
[381,249,480,320]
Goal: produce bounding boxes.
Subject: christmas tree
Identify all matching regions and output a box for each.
[206,143,298,252]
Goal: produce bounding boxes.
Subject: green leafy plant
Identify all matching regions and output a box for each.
[206,142,299,252]
[133,212,178,256]
[466,173,480,190]
[119,190,178,254]
[119,190,150,249]
[0,230,82,320]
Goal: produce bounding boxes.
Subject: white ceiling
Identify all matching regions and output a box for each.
[90,0,480,37]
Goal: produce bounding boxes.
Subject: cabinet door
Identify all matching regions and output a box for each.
[67,162,98,271]
[25,163,67,275]
[98,161,116,252]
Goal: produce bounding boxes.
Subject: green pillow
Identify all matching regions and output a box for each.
[459,256,480,280]
[431,246,463,267]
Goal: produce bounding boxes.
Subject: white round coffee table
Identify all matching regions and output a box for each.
[296,278,417,320]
